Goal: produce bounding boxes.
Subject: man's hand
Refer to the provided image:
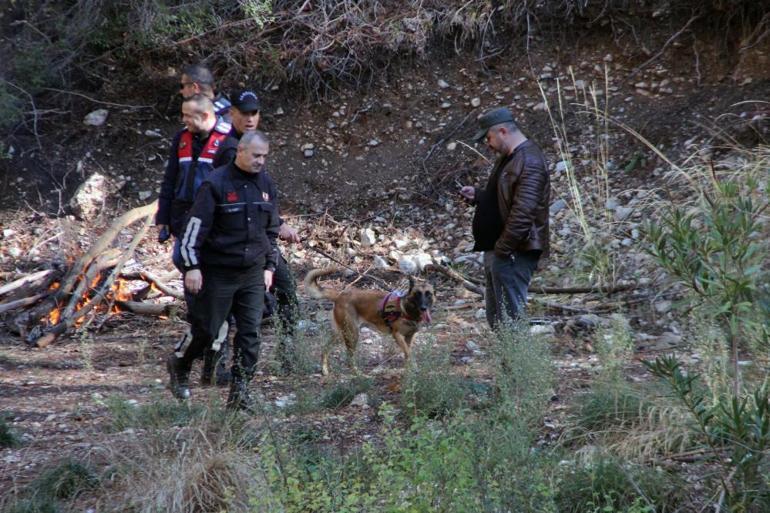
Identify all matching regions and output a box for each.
[184,269,203,294]
[278,223,301,244]
[157,224,171,243]
[264,269,274,290]
[459,186,476,202]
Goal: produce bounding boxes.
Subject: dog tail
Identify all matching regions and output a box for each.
[304,267,341,301]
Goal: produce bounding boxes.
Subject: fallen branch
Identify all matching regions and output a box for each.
[532,298,597,314]
[530,283,636,295]
[428,259,485,295]
[432,258,636,296]
[307,245,391,289]
[120,270,184,300]
[0,294,47,315]
[0,270,56,298]
[115,300,175,317]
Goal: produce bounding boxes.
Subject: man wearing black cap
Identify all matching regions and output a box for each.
[459,107,550,328]
[216,88,302,374]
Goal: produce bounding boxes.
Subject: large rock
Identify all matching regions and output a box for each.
[69,173,119,220]
[398,256,418,274]
[359,228,376,247]
[83,109,109,126]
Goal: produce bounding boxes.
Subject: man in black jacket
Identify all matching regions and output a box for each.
[218,89,302,373]
[167,130,279,411]
[460,107,550,328]
[155,94,235,386]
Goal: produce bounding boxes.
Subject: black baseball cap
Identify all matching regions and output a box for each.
[230,89,261,112]
[472,107,516,141]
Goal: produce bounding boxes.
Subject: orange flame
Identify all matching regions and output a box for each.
[48,307,61,325]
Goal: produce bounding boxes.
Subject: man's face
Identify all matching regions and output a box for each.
[230,107,261,134]
[236,139,269,174]
[181,102,209,133]
[485,126,506,155]
[179,74,200,100]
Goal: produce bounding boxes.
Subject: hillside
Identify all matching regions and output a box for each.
[1,1,770,511]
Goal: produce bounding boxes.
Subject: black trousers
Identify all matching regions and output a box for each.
[272,252,298,333]
[178,264,265,381]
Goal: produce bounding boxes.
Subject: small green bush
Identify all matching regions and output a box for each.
[4,497,60,513]
[106,395,207,431]
[0,415,20,448]
[556,457,683,513]
[31,459,98,500]
[492,323,554,424]
[575,383,652,433]
[320,377,372,409]
[401,341,476,418]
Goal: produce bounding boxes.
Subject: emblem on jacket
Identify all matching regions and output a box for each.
[262,192,270,202]
[226,191,239,202]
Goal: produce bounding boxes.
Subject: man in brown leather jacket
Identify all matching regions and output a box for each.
[460,107,550,328]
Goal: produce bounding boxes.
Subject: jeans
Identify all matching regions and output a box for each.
[483,250,540,329]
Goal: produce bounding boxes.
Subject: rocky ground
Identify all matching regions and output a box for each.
[0,32,768,501]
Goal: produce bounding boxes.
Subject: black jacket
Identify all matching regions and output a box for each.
[155,122,237,235]
[179,162,279,272]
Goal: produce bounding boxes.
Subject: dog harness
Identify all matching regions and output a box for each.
[379,290,419,327]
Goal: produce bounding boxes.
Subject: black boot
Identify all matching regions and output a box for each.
[226,378,258,413]
[166,354,191,401]
[201,346,231,386]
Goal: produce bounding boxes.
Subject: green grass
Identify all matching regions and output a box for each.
[556,457,684,513]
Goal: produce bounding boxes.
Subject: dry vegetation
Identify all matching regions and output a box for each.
[1,1,770,512]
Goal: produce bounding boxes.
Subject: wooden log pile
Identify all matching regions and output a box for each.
[0,201,184,347]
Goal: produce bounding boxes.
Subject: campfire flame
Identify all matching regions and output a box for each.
[41,278,133,326]
[48,306,61,325]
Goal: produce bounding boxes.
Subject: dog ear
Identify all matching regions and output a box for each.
[407,275,415,294]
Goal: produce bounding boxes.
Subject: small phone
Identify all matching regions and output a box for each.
[158,226,170,243]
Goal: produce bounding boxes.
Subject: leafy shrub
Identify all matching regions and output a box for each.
[0,415,20,448]
[32,459,99,500]
[401,340,481,418]
[106,395,208,431]
[645,356,770,511]
[320,377,372,409]
[645,163,770,392]
[556,457,683,513]
[491,323,554,424]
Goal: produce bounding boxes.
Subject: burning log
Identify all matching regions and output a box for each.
[33,216,152,347]
[0,270,59,300]
[3,202,160,347]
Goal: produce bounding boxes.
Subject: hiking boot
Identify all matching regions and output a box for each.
[166,354,191,401]
[201,350,231,387]
[226,379,258,413]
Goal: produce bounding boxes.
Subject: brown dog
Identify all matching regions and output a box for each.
[304,268,434,375]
